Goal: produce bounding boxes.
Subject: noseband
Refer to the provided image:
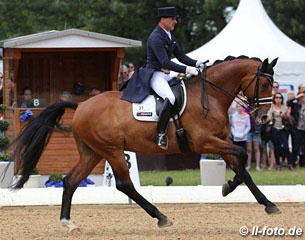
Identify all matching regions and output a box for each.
[245,63,274,115]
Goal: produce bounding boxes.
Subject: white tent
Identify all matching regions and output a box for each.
[185,0,305,91]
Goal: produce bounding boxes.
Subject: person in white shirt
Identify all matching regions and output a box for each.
[231,103,251,151]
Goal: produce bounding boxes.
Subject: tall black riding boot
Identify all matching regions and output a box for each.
[155,98,173,150]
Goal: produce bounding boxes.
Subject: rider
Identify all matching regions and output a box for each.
[147,6,205,149]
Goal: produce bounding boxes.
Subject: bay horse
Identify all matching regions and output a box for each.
[12,56,280,233]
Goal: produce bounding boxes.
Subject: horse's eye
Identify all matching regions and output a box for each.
[261,83,269,90]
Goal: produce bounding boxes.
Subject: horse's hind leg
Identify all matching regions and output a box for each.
[109,151,172,227]
[222,145,248,197]
[60,146,101,233]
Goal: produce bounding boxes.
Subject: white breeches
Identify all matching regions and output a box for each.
[150,71,175,105]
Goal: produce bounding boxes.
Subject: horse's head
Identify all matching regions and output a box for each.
[241,57,278,116]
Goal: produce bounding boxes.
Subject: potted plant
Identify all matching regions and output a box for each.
[200,154,222,160]
[0,153,14,188]
[0,153,12,161]
[15,167,41,188]
[199,154,226,186]
[45,172,64,187]
[0,119,9,132]
[57,124,72,132]
[0,105,13,188]
[0,104,7,114]
[0,135,10,149]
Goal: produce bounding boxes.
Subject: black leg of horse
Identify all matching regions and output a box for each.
[102,150,171,227]
[115,174,172,227]
[222,145,247,197]
[243,171,280,214]
[222,145,280,214]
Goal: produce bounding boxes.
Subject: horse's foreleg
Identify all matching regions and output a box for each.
[112,163,172,227]
[222,145,280,214]
[243,171,280,214]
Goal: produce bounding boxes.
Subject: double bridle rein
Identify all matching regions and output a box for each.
[197,60,274,118]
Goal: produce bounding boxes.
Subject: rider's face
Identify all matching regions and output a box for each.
[160,17,177,31]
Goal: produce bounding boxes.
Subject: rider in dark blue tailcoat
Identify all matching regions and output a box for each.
[122,6,205,149]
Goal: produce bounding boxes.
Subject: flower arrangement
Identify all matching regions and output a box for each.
[0,104,10,151]
[0,153,12,161]
[200,154,222,160]
[0,104,7,114]
[0,135,10,149]
[17,167,39,175]
[0,120,9,132]
[45,172,95,188]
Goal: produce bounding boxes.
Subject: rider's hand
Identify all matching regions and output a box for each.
[185,66,198,76]
[196,60,207,70]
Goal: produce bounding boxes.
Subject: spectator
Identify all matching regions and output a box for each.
[286,90,295,102]
[245,107,261,171]
[287,84,305,168]
[118,64,129,90]
[268,93,290,171]
[59,91,72,102]
[272,81,279,96]
[127,62,135,78]
[228,92,245,123]
[297,83,304,94]
[285,89,296,167]
[261,139,275,170]
[20,87,32,108]
[89,88,101,98]
[230,102,251,151]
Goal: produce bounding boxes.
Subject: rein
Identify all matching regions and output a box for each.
[197,62,274,118]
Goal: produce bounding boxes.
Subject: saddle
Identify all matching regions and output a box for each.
[132,78,186,121]
[132,78,190,152]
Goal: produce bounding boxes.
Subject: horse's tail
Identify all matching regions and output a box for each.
[11,101,78,189]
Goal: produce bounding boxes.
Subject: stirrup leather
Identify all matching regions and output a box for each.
[155,133,168,150]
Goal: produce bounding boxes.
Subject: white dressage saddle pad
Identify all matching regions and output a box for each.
[132,81,187,122]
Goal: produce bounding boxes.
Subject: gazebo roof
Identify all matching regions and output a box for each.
[0,28,142,48]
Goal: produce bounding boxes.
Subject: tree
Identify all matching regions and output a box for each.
[262,0,305,46]
[0,0,304,65]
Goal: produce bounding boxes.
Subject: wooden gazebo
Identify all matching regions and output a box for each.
[0,28,141,174]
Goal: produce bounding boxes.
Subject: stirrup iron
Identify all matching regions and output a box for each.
[156,133,168,150]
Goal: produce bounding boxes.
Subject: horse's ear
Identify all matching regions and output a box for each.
[270,57,278,68]
[261,58,269,72]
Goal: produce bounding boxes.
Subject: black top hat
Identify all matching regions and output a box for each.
[157,7,179,18]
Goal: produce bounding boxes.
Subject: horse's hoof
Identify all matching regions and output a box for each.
[69,226,82,236]
[222,183,231,197]
[158,216,173,227]
[265,205,281,215]
[61,219,82,235]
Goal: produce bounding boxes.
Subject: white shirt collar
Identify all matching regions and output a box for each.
[161,27,171,40]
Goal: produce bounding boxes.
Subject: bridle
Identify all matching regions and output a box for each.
[197,60,274,118]
[242,63,274,116]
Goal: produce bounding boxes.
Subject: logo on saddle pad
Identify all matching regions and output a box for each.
[132,81,187,121]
